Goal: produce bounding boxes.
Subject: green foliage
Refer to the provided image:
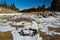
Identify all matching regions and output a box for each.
[50,0,60,11]
[37,6,41,12]
[41,4,45,12]
[20,2,46,12]
[21,0,60,12]
[3,1,7,8]
[20,5,46,12]
[0,1,19,12]
[20,7,36,12]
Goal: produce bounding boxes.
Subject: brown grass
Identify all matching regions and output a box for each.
[37,22,40,24]
[9,17,34,23]
[48,27,60,32]
[47,34,60,40]
[38,28,60,40]
[10,24,24,30]
[14,17,34,22]
[0,31,13,40]
[38,29,47,40]
[0,16,13,20]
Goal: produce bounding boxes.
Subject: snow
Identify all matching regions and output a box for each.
[11,30,39,40]
[39,17,57,23]
[55,12,60,14]
[13,21,31,25]
[13,22,22,25]
[0,25,15,32]
[0,13,23,15]
[11,31,21,40]
[37,34,42,40]
[23,30,30,34]
[0,13,60,40]
[48,31,60,35]
[24,21,38,30]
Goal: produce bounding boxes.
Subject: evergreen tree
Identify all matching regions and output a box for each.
[46,7,50,11]
[0,1,19,12]
[0,2,4,7]
[37,6,41,12]
[51,0,56,11]
[9,3,19,11]
[41,4,45,12]
[41,0,46,12]
[3,1,7,8]
[51,0,60,11]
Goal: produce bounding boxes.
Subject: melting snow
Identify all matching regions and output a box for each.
[0,13,60,40]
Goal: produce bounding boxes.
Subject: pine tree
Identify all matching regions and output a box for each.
[3,1,7,8]
[56,0,60,11]
[0,2,4,7]
[41,4,45,12]
[51,0,56,11]
[37,6,41,12]
[51,0,60,11]
[9,3,19,11]
[41,0,46,12]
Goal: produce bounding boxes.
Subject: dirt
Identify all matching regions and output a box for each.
[0,31,13,40]
[48,27,60,32]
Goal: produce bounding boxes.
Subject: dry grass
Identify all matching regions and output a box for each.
[38,29,47,40]
[38,28,60,40]
[0,16,13,20]
[48,27,60,32]
[0,31,13,40]
[47,34,60,40]
[10,24,24,30]
[37,22,40,24]
[0,8,18,13]
[13,17,34,22]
